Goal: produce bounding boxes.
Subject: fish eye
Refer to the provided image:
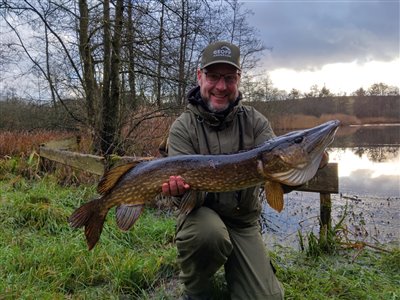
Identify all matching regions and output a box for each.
[294,136,303,144]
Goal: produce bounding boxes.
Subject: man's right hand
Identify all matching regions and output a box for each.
[161,175,190,197]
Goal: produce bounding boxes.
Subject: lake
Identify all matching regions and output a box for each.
[262,124,400,249]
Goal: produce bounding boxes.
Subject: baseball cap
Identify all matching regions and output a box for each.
[200,41,241,70]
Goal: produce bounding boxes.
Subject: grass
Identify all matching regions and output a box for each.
[272,247,400,300]
[0,173,179,299]
[0,160,399,299]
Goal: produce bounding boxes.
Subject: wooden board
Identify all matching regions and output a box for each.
[39,147,105,176]
[41,137,80,151]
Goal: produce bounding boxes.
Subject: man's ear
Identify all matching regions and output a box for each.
[197,68,202,84]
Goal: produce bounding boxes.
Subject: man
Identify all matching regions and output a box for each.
[161,41,284,300]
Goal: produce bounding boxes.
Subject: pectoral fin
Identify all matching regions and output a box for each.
[264,181,284,212]
[179,190,203,216]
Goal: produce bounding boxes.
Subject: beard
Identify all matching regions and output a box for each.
[205,100,230,113]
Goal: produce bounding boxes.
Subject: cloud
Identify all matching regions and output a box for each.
[243,1,400,70]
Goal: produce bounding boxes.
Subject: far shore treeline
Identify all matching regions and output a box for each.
[1,94,399,159]
[1,94,399,131]
[251,95,400,129]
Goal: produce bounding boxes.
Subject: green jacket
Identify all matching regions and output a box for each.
[168,87,275,227]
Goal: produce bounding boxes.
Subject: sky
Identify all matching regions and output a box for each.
[241,0,400,94]
[1,1,399,99]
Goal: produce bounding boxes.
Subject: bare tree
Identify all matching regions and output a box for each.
[368,82,389,96]
[304,84,320,98]
[78,0,100,132]
[319,86,333,97]
[155,1,165,107]
[352,87,367,96]
[288,88,302,100]
[100,0,124,154]
[222,0,265,70]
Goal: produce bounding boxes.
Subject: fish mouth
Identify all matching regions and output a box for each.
[304,120,340,154]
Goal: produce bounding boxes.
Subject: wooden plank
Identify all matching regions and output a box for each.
[41,136,80,150]
[295,163,338,193]
[39,147,105,176]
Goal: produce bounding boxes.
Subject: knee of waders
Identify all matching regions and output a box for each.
[197,223,232,256]
[176,208,233,258]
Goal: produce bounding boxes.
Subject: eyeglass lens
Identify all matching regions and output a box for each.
[204,71,239,84]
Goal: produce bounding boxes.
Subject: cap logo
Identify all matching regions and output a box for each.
[213,46,232,58]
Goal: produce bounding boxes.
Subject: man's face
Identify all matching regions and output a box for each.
[197,63,241,112]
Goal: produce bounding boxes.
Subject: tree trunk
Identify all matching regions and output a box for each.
[100,0,124,155]
[156,1,165,107]
[127,2,137,109]
[78,0,98,132]
[177,0,188,106]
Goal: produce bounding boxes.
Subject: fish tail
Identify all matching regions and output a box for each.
[68,198,107,250]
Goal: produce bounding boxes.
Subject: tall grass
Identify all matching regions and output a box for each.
[0,130,77,157]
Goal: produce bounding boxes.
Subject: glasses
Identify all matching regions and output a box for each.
[202,70,241,85]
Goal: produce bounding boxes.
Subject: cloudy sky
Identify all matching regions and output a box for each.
[241,0,400,94]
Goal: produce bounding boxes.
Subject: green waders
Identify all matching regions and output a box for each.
[175,207,284,300]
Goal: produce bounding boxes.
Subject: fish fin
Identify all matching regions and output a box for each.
[68,198,107,250]
[115,204,144,231]
[179,190,200,216]
[97,162,141,195]
[265,181,284,213]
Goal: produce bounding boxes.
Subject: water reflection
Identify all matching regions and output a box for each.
[330,147,399,197]
[352,146,399,163]
[324,124,398,147]
[331,125,399,197]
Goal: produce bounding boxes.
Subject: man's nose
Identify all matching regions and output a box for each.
[215,76,227,89]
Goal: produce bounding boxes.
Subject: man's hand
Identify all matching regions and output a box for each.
[319,151,329,169]
[161,175,190,197]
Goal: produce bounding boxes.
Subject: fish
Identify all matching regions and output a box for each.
[69,120,340,250]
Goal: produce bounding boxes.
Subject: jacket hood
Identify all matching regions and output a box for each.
[186,86,243,130]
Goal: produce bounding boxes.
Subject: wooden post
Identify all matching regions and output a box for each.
[319,192,333,251]
[320,193,332,230]
[296,163,338,242]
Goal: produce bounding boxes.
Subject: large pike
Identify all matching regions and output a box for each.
[69,120,340,250]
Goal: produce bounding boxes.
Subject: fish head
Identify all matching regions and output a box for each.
[259,120,340,185]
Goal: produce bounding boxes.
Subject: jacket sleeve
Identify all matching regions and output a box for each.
[167,113,197,156]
